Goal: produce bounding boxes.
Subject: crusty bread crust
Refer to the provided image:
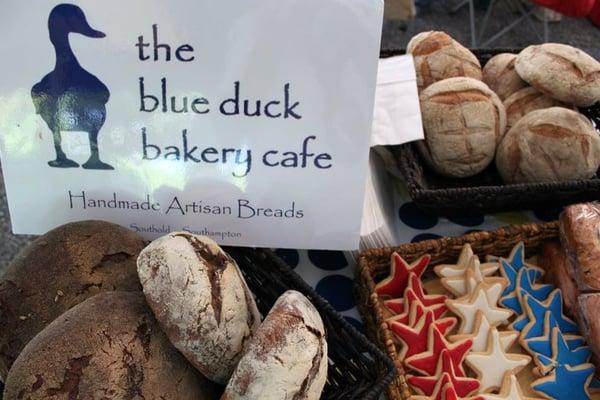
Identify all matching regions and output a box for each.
[222,290,328,400]
[407,31,482,91]
[137,232,261,384]
[483,53,528,100]
[496,107,600,184]
[515,43,600,107]
[539,241,579,319]
[417,77,506,178]
[504,87,568,129]
[4,292,218,400]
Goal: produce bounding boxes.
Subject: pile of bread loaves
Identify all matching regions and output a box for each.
[0,221,328,399]
[546,202,600,371]
[410,31,600,183]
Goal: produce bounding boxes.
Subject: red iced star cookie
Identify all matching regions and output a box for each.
[384,273,447,314]
[386,296,428,327]
[405,324,472,376]
[390,310,456,360]
[408,350,480,397]
[375,253,431,298]
[384,287,448,319]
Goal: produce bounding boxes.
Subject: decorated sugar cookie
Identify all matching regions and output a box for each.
[408,349,480,397]
[405,324,471,376]
[446,283,513,334]
[499,260,546,314]
[384,287,448,318]
[442,256,506,298]
[465,328,531,393]
[520,291,579,339]
[529,327,591,376]
[531,363,595,400]
[451,311,518,352]
[524,312,587,359]
[384,273,448,314]
[480,373,544,400]
[390,309,456,360]
[436,244,498,278]
[412,377,485,400]
[375,253,430,298]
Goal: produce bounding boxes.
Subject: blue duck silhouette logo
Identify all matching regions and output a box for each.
[32,4,113,170]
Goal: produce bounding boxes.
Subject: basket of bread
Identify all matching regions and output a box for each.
[356,201,600,400]
[0,221,395,399]
[391,31,600,216]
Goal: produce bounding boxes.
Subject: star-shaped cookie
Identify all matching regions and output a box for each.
[451,311,518,352]
[531,363,595,400]
[375,253,430,298]
[408,349,480,397]
[411,376,485,400]
[446,283,513,334]
[499,260,545,314]
[405,324,472,376]
[519,290,579,340]
[389,309,456,360]
[384,272,447,315]
[480,373,544,400]
[442,255,507,299]
[529,326,591,376]
[435,244,498,279]
[384,286,448,318]
[465,328,531,393]
[523,312,587,359]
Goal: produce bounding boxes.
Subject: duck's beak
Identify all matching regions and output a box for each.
[78,18,105,38]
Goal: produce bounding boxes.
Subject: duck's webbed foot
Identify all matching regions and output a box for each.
[48,158,79,168]
[82,157,114,170]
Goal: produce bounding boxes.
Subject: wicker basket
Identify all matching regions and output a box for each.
[383,48,600,216]
[227,247,397,400]
[354,222,559,400]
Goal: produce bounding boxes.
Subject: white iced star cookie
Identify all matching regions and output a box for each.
[442,256,507,298]
[450,311,518,352]
[446,283,513,334]
[466,328,531,393]
[480,373,544,400]
[435,244,498,279]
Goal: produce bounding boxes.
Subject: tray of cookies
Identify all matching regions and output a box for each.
[356,208,600,400]
[0,222,395,400]
[386,31,600,216]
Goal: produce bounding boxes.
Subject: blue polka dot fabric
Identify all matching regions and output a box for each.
[276,191,554,332]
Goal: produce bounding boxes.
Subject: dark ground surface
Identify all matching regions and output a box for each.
[1,2,600,272]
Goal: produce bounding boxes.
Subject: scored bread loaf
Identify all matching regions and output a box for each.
[417,77,506,178]
[515,43,600,107]
[222,290,328,400]
[4,292,219,400]
[407,31,482,91]
[504,87,569,129]
[560,203,600,292]
[136,232,261,384]
[496,107,600,184]
[482,53,528,100]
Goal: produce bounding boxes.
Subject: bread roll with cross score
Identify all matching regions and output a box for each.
[407,31,482,91]
[496,107,600,184]
[482,53,528,101]
[515,43,600,107]
[417,77,507,178]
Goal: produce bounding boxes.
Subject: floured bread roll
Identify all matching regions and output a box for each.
[137,232,261,384]
[222,290,328,400]
[483,53,528,100]
[417,77,506,178]
[407,31,482,91]
[496,107,600,184]
[515,43,600,107]
[504,87,568,129]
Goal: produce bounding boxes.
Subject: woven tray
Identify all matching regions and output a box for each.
[383,48,600,216]
[227,247,396,400]
[354,221,559,400]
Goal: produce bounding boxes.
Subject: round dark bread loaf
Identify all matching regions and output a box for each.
[222,290,327,400]
[4,291,220,399]
[0,220,144,380]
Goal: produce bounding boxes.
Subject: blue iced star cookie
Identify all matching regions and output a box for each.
[524,290,579,336]
[502,267,553,315]
[531,327,592,375]
[526,313,588,358]
[532,363,594,400]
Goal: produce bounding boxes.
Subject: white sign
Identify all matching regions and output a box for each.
[0,0,383,250]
